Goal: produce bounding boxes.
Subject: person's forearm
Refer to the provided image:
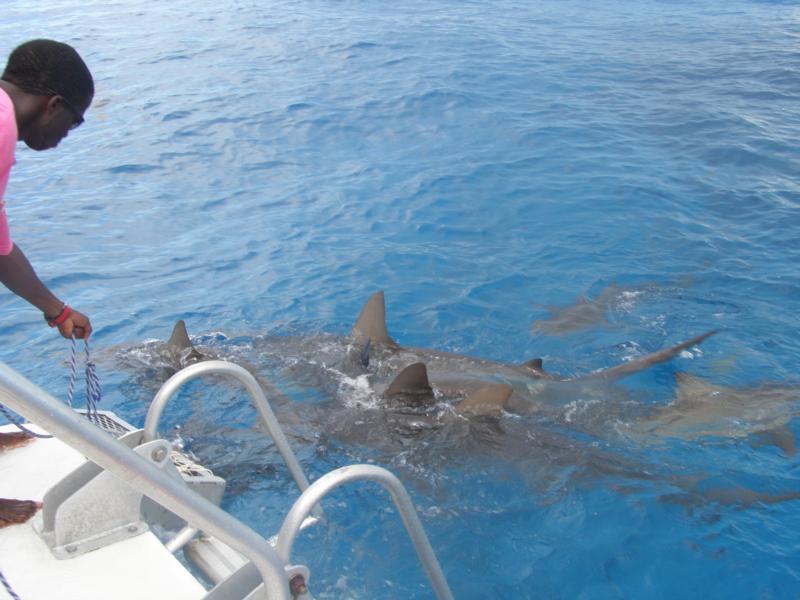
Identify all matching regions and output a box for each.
[0,244,64,316]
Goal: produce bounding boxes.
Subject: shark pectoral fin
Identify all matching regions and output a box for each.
[359,338,372,368]
[752,426,797,457]
[385,363,433,403]
[168,320,204,363]
[351,291,400,349]
[456,383,513,417]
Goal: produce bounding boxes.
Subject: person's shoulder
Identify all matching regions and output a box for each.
[0,88,16,157]
[0,86,12,115]
[0,88,15,131]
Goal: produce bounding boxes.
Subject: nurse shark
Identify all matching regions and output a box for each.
[530,282,640,336]
[626,372,800,456]
[167,291,717,420]
[529,278,694,337]
[344,291,716,414]
[159,293,799,508]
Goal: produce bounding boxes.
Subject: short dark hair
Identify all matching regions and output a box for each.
[1,39,94,107]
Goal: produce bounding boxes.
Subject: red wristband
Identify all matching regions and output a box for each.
[46,305,72,327]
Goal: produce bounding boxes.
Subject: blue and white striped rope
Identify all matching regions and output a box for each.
[0,404,50,439]
[65,336,78,408]
[82,338,102,424]
[1,335,102,436]
[0,568,22,600]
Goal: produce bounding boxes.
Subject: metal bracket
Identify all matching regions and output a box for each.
[33,433,179,559]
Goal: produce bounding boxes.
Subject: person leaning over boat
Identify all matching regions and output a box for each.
[0,39,94,528]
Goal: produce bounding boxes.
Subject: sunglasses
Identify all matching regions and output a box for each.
[55,94,85,130]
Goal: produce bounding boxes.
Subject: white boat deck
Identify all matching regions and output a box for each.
[0,424,206,600]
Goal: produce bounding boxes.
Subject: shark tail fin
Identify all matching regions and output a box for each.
[456,383,513,417]
[168,320,204,364]
[584,330,718,381]
[351,291,399,348]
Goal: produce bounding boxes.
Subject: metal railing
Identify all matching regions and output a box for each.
[276,464,454,600]
[143,360,312,499]
[0,361,291,599]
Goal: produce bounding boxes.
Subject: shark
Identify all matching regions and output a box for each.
[530,282,647,336]
[166,291,716,422]
[346,291,717,417]
[158,293,800,509]
[164,320,515,419]
[626,372,800,456]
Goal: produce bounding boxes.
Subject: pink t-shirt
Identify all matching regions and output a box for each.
[0,86,18,255]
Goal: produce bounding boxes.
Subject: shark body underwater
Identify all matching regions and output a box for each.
[345,292,719,415]
[167,291,718,424]
[626,372,800,456]
[155,292,800,507]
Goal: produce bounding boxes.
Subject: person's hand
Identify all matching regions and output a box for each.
[57,308,92,339]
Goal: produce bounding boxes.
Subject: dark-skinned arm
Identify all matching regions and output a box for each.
[0,243,92,339]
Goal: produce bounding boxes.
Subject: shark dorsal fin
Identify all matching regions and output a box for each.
[385,362,433,400]
[168,320,204,364]
[518,358,557,380]
[456,383,513,417]
[351,291,399,348]
[168,320,193,351]
[521,358,547,374]
[674,372,726,405]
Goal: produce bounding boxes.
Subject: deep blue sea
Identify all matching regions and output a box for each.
[2,1,799,598]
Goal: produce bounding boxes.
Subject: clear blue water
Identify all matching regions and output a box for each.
[2,1,800,597]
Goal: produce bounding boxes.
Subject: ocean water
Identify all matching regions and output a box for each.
[1,1,799,598]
